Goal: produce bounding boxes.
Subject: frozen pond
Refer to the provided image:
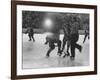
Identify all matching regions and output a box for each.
[22,33,89,69]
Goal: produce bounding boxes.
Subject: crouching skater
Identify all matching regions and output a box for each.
[46,32,62,57]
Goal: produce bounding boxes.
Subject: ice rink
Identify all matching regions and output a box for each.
[22,33,89,69]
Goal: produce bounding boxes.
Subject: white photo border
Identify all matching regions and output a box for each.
[17,5,95,76]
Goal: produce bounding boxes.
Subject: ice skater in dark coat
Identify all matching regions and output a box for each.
[26,27,35,42]
[70,17,82,60]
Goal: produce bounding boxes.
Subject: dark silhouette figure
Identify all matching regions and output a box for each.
[26,27,35,42]
[83,30,89,43]
[46,32,62,57]
[70,19,82,60]
[62,25,71,58]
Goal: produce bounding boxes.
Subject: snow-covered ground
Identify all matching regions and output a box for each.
[22,33,89,69]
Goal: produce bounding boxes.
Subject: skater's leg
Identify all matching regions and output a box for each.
[31,34,35,42]
[70,34,76,60]
[46,48,53,57]
[83,34,87,43]
[75,43,82,52]
[88,34,89,39]
[33,37,35,42]
[62,37,66,52]
[63,41,70,58]
[46,42,55,57]
[70,43,75,60]
[66,41,70,56]
[57,40,62,56]
[28,34,31,41]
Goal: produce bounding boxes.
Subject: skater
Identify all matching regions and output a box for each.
[61,15,73,58]
[62,25,71,58]
[70,17,82,60]
[46,32,62,57]
[83,24,89,43]
[26,27,35,42]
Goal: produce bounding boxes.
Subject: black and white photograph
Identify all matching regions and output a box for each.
[22,11,90,69]
[11,1,97,79]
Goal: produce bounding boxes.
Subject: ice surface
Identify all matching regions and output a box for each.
[22,34,89,69]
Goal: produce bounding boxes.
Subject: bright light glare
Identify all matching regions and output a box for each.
[44,18,53,29]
